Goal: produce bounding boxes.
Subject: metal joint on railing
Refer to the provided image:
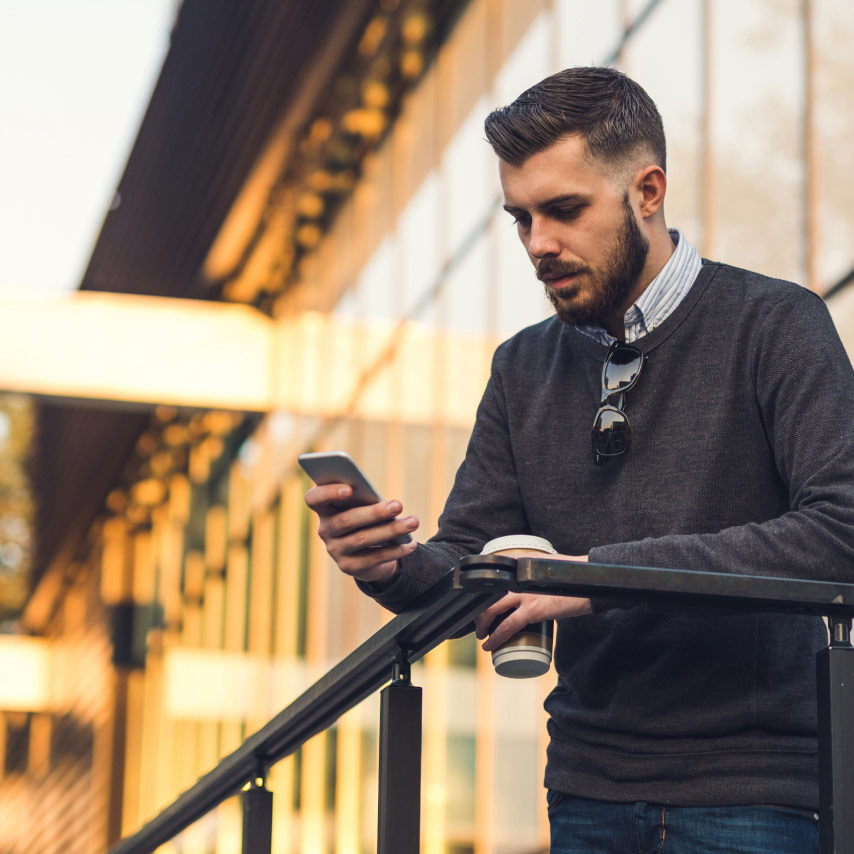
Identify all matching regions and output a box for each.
[391,645,411,683]
[829,616,853,648]
[249,759,267,790]
[241,762,273,854]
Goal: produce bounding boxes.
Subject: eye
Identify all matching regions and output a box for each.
[509,212,530,228]
[553,206,582,220]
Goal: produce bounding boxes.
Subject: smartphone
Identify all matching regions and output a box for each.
[298,450,412,544]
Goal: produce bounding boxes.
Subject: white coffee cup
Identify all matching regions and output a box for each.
[480,535,557,678]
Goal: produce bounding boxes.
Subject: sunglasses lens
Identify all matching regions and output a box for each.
[593,407,631,457]
[603,345,643,394]
[594,344,644,464]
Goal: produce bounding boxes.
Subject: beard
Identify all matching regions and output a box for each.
[539,195,650,328]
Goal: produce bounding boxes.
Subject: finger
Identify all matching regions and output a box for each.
[305,483,354,514]
[329,501,407,538]
[332,515,418,554]
[338,539,418,577]
[474,594,516,639]
[482,607,530,651]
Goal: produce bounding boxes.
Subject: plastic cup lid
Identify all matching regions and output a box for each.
[481,534,556,555]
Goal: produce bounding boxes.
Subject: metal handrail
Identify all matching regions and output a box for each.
[109,571,502,854]
[110,557,854,854]
[457,554,854,617]
[456,556,854,854]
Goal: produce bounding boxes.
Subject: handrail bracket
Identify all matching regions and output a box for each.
[378,646,422,854]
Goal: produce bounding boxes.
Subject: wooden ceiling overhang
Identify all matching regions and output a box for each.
[33,0,466,593]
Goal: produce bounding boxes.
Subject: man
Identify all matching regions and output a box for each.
[306,67,854,852]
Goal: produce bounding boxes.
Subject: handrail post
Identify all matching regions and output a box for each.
[241,765,273,854]
[818,616,854,854]
[377,646,422,854]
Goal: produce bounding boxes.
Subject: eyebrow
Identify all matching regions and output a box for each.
[502,192,592,214]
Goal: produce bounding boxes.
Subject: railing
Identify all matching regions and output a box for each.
[110,558,854,854]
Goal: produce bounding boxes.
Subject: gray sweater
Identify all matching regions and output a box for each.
[365,261,854,808]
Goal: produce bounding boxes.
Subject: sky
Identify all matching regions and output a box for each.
[1,0,178,293]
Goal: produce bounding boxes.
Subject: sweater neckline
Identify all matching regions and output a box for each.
[565,261,721,359]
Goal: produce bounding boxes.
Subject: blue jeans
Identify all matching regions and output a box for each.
[547,791,819,853]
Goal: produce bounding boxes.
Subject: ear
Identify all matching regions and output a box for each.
[632,165,666,219]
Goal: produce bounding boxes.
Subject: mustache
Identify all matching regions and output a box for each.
[536,259,589,281]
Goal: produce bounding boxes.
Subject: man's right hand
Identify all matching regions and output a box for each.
[304,483,419,586]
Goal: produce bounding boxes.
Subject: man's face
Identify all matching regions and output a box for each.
[499,134,650,328]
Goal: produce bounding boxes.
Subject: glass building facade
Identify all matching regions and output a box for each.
[3,1,854,853]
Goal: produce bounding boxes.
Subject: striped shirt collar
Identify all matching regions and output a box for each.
[577,228,702,345]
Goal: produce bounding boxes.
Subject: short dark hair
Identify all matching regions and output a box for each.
[484,67,666,173]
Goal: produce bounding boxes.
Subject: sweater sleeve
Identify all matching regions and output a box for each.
[590,288,854,588]
[358,346,529,613]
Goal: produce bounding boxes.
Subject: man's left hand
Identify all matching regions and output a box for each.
[474,553,591,651]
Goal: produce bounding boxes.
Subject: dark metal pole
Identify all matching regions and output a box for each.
[817,617,854,854]
[241,769,273,854]
[377,648,422,854]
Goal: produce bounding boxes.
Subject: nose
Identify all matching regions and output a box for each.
[526,218,561,259]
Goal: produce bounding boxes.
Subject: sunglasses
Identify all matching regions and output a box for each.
[592,341,645,465]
